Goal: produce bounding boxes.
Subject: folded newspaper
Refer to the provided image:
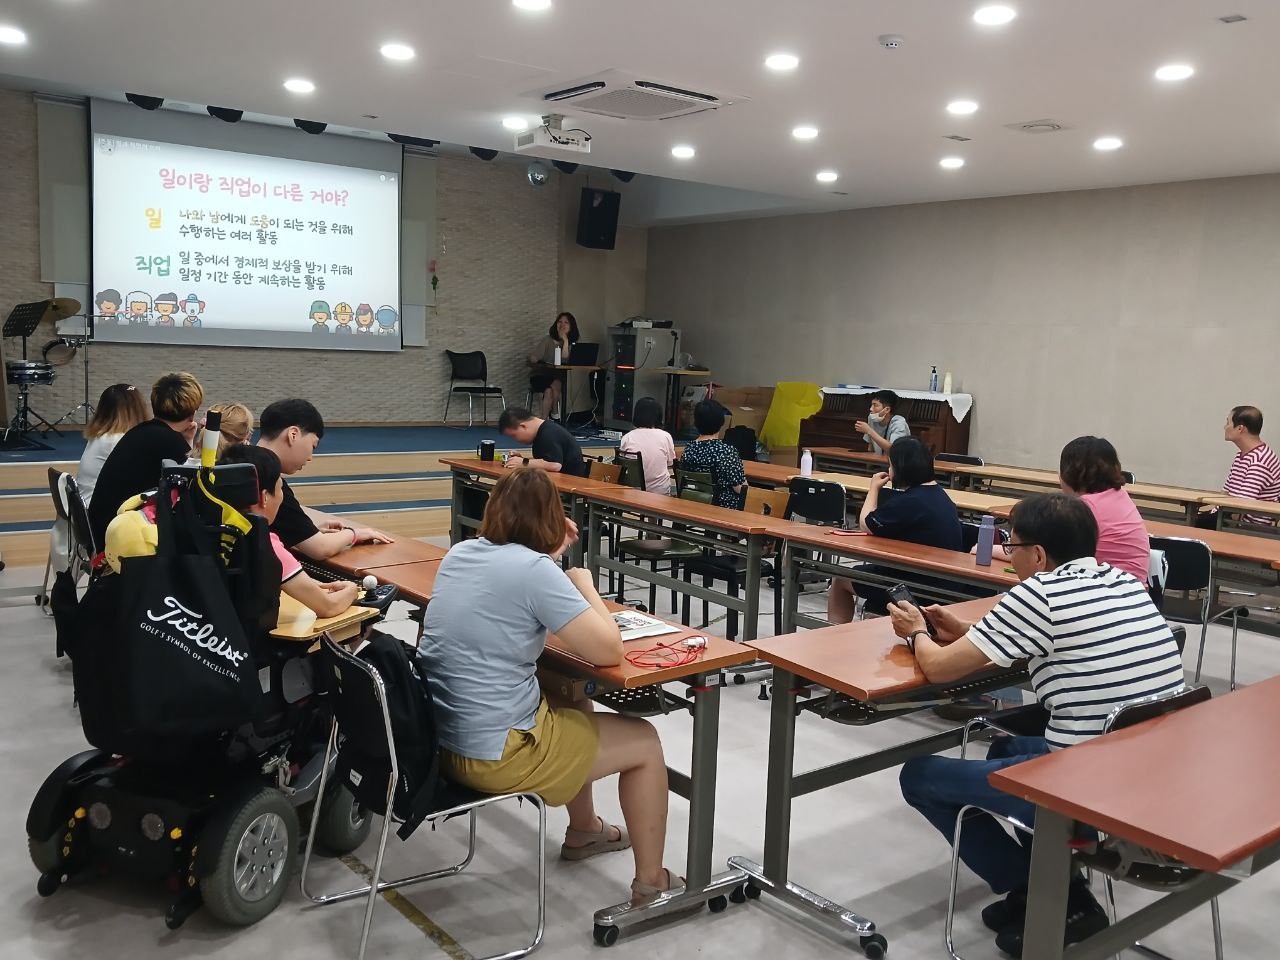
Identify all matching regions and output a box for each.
[612,610,681,642]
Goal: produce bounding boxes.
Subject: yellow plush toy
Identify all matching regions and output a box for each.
[103,494,159,574]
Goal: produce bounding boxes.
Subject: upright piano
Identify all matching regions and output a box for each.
[798,387,972,459]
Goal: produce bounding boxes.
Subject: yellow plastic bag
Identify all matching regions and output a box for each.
[759,382,823,450]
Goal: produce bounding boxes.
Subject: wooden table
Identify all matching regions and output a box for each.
[270,592,378,643]
[322,537,447,578]
[551,363,602,425]
[779,522,1018,632]
[727,596,1024,955]
[991,676,1280,960]
[360,560,442,607]
[1202,494,1280,533]
[653,366,713,434]
[582,484,793,646]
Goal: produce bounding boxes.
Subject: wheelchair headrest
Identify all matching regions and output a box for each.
[203,463,260,510]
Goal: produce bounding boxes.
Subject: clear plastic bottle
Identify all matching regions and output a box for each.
[800,448,813,478]
[553,344,562,366]
[943,370,953,395]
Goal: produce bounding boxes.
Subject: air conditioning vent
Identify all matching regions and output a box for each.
[530,69,743,121]
[1005,119,1071,134]
[943,134,972,142]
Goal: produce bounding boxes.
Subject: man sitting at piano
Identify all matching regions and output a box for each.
[854,389,910,453]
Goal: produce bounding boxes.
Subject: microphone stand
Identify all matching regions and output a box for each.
[54,313,98,426]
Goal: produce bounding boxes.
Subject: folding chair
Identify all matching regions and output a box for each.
[943,687,1213,960]
[443,350,506,427]
[39,469,95,620]
[301,637,546,960]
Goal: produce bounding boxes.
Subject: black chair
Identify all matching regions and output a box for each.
[40,469,95,617]
[786,476,846,526]
[443,350,506,428]
[301,637,546,960]
[723,425,759,462]
[960,520,1010,554]
[945,687,1214,960]
[1149,535,1250,690]
[613,448,646,490]
[936,453,984,467]
[614,467,711,615]
[1121,470,1135,484]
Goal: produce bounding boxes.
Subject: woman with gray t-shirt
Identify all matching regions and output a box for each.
[419,468,683,906]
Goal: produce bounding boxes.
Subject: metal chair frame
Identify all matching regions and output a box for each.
[443,350,506,428]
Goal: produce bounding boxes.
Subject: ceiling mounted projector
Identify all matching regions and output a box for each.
[514,114,591,156]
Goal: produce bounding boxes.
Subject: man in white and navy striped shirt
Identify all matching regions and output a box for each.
[890,493,1184,957]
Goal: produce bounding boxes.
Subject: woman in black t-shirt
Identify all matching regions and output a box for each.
[88,372,203,547]
[828,437,962,623]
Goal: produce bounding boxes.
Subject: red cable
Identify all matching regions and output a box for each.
[624,640,705,669]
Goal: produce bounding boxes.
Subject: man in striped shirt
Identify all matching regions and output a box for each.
[1197,405,1280,527]
[889,493,1184,958]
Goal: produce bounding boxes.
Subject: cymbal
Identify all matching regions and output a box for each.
[50,297,82,316]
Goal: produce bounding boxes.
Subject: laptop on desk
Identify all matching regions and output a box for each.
[568,341,599,366]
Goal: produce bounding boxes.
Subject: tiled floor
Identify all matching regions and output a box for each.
[1,551,1276,960]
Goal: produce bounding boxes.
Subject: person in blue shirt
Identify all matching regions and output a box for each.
[828,436,963,622]
[678,400,746,509]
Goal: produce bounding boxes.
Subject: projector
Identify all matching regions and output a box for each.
[513,115,591,156]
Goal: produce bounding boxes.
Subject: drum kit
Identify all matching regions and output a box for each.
[2,297,96,451]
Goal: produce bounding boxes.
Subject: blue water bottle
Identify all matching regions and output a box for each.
[975,514,996,566]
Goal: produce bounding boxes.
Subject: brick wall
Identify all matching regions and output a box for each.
[0,89,562,425]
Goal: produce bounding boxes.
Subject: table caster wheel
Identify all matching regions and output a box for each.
[860,933,888,958]
[593,923,619,947]
[729,884,747,904]
[758,683,770,701]
[732,674,746,685]
[708,895,728,913]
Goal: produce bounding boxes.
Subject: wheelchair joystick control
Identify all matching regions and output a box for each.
[361,575,378,601]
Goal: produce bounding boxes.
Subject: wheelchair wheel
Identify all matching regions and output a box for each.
[200,788,298,926]
[314,781,372,855]
[28,834,64,875]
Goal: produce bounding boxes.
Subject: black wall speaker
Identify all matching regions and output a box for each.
[576,187,621,250]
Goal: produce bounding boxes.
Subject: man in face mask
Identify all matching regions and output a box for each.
[855,389,911,453]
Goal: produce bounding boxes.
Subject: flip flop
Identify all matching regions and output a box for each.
[560,818,631,861]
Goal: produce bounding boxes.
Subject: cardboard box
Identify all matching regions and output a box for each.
[714,385,774,437]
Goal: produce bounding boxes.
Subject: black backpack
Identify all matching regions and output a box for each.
[331,632,442,840]
[724,424,759,462]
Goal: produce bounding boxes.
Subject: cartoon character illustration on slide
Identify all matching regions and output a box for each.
[94,289,122,324]
[375,305,399,336]
[332,301,354,334]
[310,299,331,333]
[354,302,375,334]
[125,291,152,325]
[181,293,205,327]
[154,292,179,326]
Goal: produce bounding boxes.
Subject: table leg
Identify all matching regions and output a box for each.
[781,544,801,634]
[761,667,797,883]
[559,368,570,425]
[1022,808,1073,960]
[449,470,463,545]
[586,500,601,582]
[665,373,678,434]
[742,533,762,643]
[685,679,720,887]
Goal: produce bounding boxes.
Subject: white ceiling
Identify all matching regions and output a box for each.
[2,0,1279,223]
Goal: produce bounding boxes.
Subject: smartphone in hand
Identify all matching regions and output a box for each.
[886,583,937,639]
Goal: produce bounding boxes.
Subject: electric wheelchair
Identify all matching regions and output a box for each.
[26,459,398,929]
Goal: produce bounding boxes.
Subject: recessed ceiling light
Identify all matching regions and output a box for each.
[764,52,800,71]
[973,5,1016,25]
[1093,136,1123,151]
[380,43,416,62]
[283,78,315,94]
[792,125,819,140]
[671,144,695,159]
[816,170,838,183]
[939,156,965,169]
[947,100,979,115]
[1154,63,1194,81]
[502,116,529,131]
[513,0,551,10]
[0,24,27,45]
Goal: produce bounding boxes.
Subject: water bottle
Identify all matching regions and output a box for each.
[975,514,996,567]
[942,370,953,394]
[800,448,813,478]
[929,365,939,392]
[553,344,562,365]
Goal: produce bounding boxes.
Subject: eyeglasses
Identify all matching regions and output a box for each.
[1005,541,1038,550]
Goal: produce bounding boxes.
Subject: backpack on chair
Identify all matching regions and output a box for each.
[723,425,759,462]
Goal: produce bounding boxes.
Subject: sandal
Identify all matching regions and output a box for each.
[630,868,686,907]
[560,817,631,861]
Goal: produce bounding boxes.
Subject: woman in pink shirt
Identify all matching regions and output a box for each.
[618,397,675,495]
[1059,436,1149,584]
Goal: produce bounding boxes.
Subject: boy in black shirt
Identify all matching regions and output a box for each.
[255,399,392,560]
[88,371,204,548]
[498,406,588,477]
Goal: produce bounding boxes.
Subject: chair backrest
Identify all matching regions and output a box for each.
[445,350,487,383]
[1148,536,1212,593]
[1102,684,1211,734]
[50,468,96,558]
[960,520,981,553]
[1147,547,1170,610]
[613,448,646,489]
[1121,470,1135,485]
[745,486,790,518]
[320,636,394,763]
[936,453,984,467]
[589,461,622,484]
[675,464,715,500]
[723,425,758,462]
[786,477,846,526]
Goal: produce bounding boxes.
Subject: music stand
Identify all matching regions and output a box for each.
[3,299,70,451]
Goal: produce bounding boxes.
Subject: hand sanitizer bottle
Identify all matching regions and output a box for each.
[929,365,939,392]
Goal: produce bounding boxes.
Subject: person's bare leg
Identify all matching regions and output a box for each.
[828,576,857,623]
[548,380,563,419]
[553,698,609,837]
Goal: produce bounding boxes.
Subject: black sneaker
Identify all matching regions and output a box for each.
[994,882,1109,958]
[981,889,1026,932]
